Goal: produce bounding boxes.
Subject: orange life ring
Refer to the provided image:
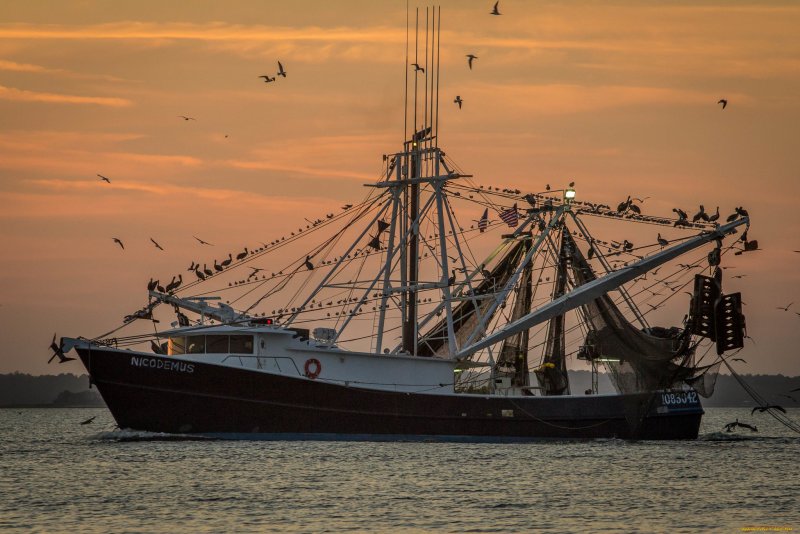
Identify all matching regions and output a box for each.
[304,358,322,379]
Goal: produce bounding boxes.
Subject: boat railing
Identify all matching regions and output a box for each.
[220,354,302,375]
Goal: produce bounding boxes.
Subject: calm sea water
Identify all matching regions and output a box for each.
[1,407,798,533]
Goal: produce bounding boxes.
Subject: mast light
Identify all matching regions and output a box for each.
[564,188,576,203]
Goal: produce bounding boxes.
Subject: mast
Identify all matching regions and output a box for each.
[535,230,570,395]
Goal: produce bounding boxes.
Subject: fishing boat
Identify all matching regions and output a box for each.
[57,13,751,441]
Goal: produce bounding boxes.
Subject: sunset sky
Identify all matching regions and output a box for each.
[1,1,798,376]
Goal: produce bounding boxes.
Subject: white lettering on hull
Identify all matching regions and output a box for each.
[130,356,195,374]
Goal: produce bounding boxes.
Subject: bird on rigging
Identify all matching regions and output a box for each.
[305,256,314,270]
[112,238,124,250]
[150,238,164,251]
[194,268,206,281]
[708,206,720,223]
[657,233,669,248]
[692,205,709,222]
[236,248,249,261]
[220,254,233,268]
[203,264,214,277]
[147,278,158,291]
[447,269,456,286]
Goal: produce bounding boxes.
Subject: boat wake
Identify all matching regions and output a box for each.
[699,431,800,443]
[90,429,219,442]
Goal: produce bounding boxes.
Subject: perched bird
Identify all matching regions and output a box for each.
[147,278,158,291]
[112,238,124,250]
[617,196,632,213]
[466,54,478,70]
[673,208,688,220]
[214,259,223,272]
[342,204,353,210]
[692,205,709,222]
[236,247,249,261]
[194,268,206,281]
[220,253,233,268]
[411,62,425,73]
[305,256,314,270]
[98,174,111,183]
[718,99,727,110]
[447,269,456,286]
[454,95,463,109]
[247,267,264,279]
[735,206,749,218]
[79,416,96,425]
[491,1,501,15]
[193,235,214,246]
[708,206,720,223]
[203,264,213,277]
[751,405,786,415]
[277,61,287,78]
[657,233,669,248]
[178,115,196,121]
[150,238,164,251]
[187,261,197,272]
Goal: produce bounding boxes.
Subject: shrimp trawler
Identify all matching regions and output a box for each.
[58,13,751,441]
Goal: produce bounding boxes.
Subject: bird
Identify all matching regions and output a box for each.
[617,196,632,213]
[248,267,264,279]
[259,75,276,83]
[735,206,749,218]
[672,208,688,220]
[79,416,96,425]
[776,302,793,312]
[732,274,747,279]
[277,61,287,78]
[454,95,463,109]
[214,259,223,272]
[194,268,206,281]
[732,358,747,363]
[657,233,669,248]
[187,261,197,272]
[342,204,353,210]
[490,1,501,15]
[220,253,233,268]
[236,248,249,261]
[692,205,709,222]
[147,278,158,291]
[305,256,314,270]
[718,99,727,110]
[97,174,111,183]
[466,54,478,70]
[48,334,75,364]
[708,206,720,223]
[203,264,213,277]
[411,62,425,73]
[447,269,456,286]
[178,115,196,121]
[751,405,786,415]
[723,419,757,432]
[112,238,124,250]
[193,235,214,246]
[150,238,164,251]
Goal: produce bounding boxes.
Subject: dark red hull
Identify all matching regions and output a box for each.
[77,346,703,440]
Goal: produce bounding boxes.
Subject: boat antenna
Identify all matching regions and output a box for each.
[435,5,441,149]
[403,0,409,144]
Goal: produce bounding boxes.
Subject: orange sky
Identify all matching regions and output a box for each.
[1,1,799,376]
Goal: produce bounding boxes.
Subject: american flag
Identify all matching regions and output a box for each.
[477,208,489,232]
[499,204,519,227]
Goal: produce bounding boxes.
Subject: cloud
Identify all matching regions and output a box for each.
[0,85,132,107]
[0,59,48,72]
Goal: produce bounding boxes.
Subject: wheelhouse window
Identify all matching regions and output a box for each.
[206,335,229,353]
[229,335,254,354]
[168,336,186,355]
[186,335,206,354]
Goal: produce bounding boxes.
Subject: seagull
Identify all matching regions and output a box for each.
[97,174,111,183]
[48,334,75,364]
[723,419,757,432]
[731,358,747,363]
[112,238,124,250]
[718,99,727,110]
[466,54,478,70]
[178,115,196,121]
[491,1,501,15]
[454,95,463,109]
[751,405,786,415]
[79,416,96,425]
[193,236,214,246]
[150,238,164,251]
[277,61,287,78]
[777,302,793,311]
[259,75,276,83]
[411,63,425,73]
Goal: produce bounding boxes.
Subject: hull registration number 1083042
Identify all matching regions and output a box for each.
[661,391,699,406]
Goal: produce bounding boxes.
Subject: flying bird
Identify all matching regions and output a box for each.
[723,419,757,432]
[466,54,478,70]
[751,405,786,415]
[112,238,124,250]
[178,115,196,121]
[731,358,747,363]
[193,236,214,246]
[776,302,793,311]
[79,416,96,425]
[97,174,111,183]
[411,63,425,73]
[150,238,164,251]
[718,99,727,110]
[259,75,276,83]
[48,334,75,364]
[454,95,463,109]
[277,61,287,78]
[491,1,501,15]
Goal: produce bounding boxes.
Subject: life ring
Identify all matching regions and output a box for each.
[304,358,322,379]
